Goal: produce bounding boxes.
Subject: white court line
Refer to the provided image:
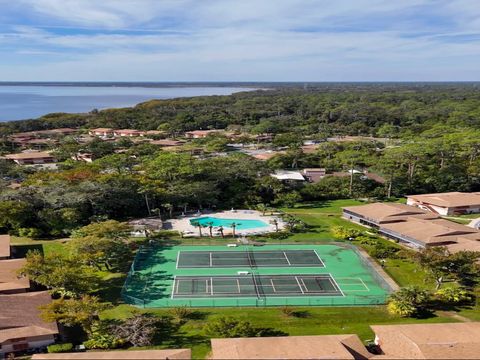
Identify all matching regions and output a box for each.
[210,277,214,295]
[335,277,370,291]
[175,252,180,269]
[357,278,370,291]
[205,279,209,294]
[237,279,241,293]
[270,279,277,293]
[297,277,306,294]
[209,252,213,267]
[171,276,177,299]
[313,249,326,267]
[328,273,345,297]
[283,251,291,265]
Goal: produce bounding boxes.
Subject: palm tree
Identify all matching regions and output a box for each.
[229,222,241,238]
[256,203,268,216]
[218,226,224,238]
[270,219,279,232]
[206,221,214,238]
[191,220,202,237]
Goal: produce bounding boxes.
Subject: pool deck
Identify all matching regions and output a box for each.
[164,210,285,236]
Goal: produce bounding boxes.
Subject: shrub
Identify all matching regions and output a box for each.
[435,286,473,304]
[83,322,123,349]
[280,306,295,317]
[331,226,361,240]
[369,243,399,259]
[204,317,258,338]
[47,343,73,353]
[262,231,289,240]
[18,227,42,238]
[387,286,431,317]
[154,230,181,238]
[170,306,192,322]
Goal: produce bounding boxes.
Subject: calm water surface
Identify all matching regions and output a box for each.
[0,85,254,121]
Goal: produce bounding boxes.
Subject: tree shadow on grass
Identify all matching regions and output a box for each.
[11,244,43,258]
[95,274,127,304]
[294,201,335,210]
[291,310,310,318]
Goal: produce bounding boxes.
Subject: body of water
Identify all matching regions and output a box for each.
[0,84,255,121]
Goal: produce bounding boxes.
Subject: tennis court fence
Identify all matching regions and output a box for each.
[121,292,388,308]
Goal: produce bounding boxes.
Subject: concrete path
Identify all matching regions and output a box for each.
[468,217,480,229]
[436,310,473,322]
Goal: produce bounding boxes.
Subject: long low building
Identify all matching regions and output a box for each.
[342,203,434,227]
[0,234,11,259]
[407,191,480,215]
[3,151,56,165]
[32,349,191,359]
[0,258,30,294]
[210,334,372,359]
[343,203,480,252]
[0,291,58,357]
[371,322,480,359]
[380,217,480,248]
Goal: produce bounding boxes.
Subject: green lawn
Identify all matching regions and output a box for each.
[10,236,70,257]
[102,304,458,359]
[280,199,366,242]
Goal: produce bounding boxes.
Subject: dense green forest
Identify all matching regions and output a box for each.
[1,83,480,237]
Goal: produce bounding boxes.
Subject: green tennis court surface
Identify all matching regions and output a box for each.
[177,249,325,268]
[122,244,392,308]
[173,274,342,298]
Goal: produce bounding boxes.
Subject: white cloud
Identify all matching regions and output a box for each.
[0,0,479,80]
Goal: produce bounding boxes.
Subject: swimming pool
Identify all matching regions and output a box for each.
[190,216,269,230]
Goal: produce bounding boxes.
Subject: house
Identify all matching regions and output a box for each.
[302,168,326,183]
[241,149,285,161]
[73,152,94,163]
[379,217,480,249]
[150,139,186,147]
[301,144,320,154]
[342,203,480,252]
[210,335,372,359]
[407,192,480,215]
[89,128,114,137]
[271,170,305,181]
[127,217,163,237]
[113,129,146,137]
[184,130,221,139]
[3,151,56,165]
[0,291,58,357]
[0,235,11,259]
[31,349,191,359]
[371,322,480,359]
[0,258,30,294]
[342,203,433,228]
[252,133,274,142]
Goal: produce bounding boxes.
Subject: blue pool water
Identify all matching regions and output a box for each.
[190,217,269,230]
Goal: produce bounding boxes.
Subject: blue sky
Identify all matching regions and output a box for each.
[0,0,479,81]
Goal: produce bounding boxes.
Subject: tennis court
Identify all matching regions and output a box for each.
[177,249,324,268]
[122,244,393,308]
[172,274,342,298]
